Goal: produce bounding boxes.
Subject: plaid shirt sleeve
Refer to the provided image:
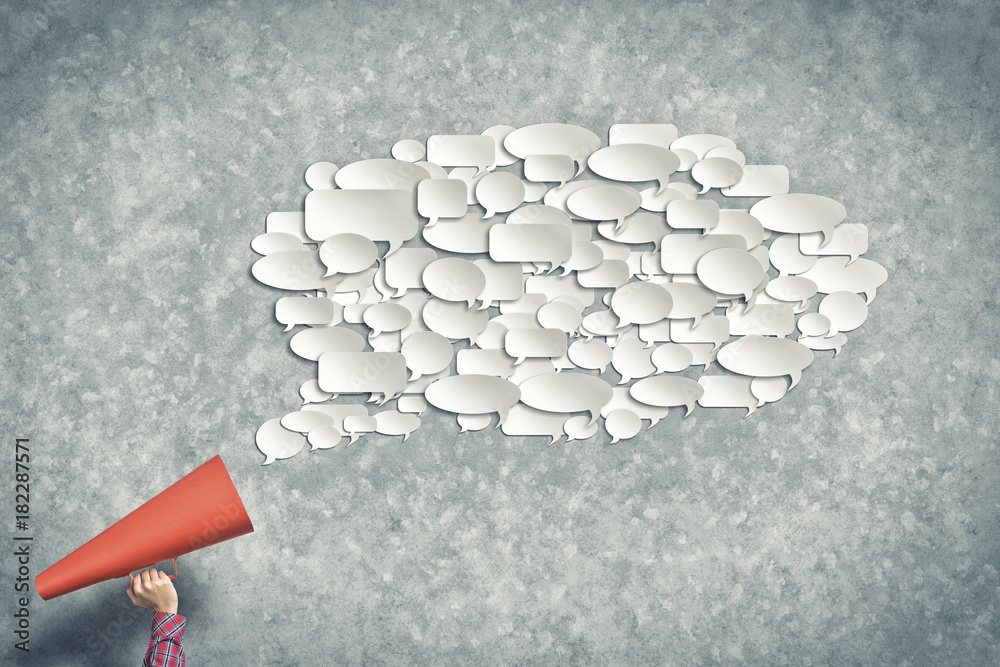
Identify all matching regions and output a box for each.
[143,612,186,667]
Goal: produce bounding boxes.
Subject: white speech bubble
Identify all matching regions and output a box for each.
[563,415,600,441]
[280,409,334,434]
[318,351,408,400]
[304,161,339,190]
[256,417,306,465]
[425,374,521,423]
[609,123,678,149]
[818,291,869,336]
[251,232,307,255]
[422,212,501,255]
[421,257,487,307]
[580,310,629,340]
[306,425,343,451]
[456,348,516,378]
[397,395,428,414]
[799,223,869,264]
[289,326,365,361]
[488,223,572,270]
[399,330,453,381]
[797,332,848,356]
[666,199,719,234]
[629,376,705,417]
[691,157,743,194]
[265,211,308,240]
[507,358,555,386]
[524,275,595,308]
[421,297,490,343]
[696,248,766,302]
[576,259,630,289]
[610,282,673,327]
[334,159,430,192]
[481,125,519,167]
[457,413,493,432]
[383,248,437,297]
[717,335,814,388]
[417,178,467,227]
[373,409,421,441]
[300,379,333,404]
[559,241,604,276]
[305,189,417,256]
[798,257,888,304]
[426,135,496,175]
[726,303,796,337]
[796,312,832,337]
[764,276,819,307]
[651,343,694,373]
[369,330,402,353]
[749,194,847,247]
[696,375,758,417]
[588,143,680,194]
[504,328,567,365]
[500,403,570,445]
[597,212,671,249]
[252,251,339,292]
[611,338,656,384]
[472,259,524,307]
[669,134,736,160]
[522,181,549,202]
[319,233,378,276]
[639,185,690,212]
[523,154,576,187]
[704,146,746,167]
[750,376,788,406]
[706,209,764,250]
[343,415,377,445]
[391,139,425,163]
[660,234,745,274]
[605,409,642,443]
[476,171,525,218]
[668,315,730,349]
[363,302,412,336]
[503,123,601,175]
[274,296,336,332]
[536,301,582,334]
[660,283,717,324]
[567,338,613,372]
[768,235,817,277]
[518,372,613,426]
[566,186,642,231]
[722,165,790,197]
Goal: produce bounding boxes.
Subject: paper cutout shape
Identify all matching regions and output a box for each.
[252,124,886,459]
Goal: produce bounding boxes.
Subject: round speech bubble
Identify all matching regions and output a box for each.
[391,139,425,163]
[363,302,413,336]
[651,343,694,373]
[518,372,614,426]
[256,417,306,465]
[307,425,343,451]
[425,374,521,424]
[374,409,421,441]
[289,326,366,361]
[818,291,869,336]
[696,248,765,302]
[475,171,525,218]
[597,212,671,248]
[304,161,339,190]
[605,409,642,444]
[566,186,642,231]
[422,298,490,343]
[319,233,378,276]
[280,410,334,434]
[750,376,788,407]
[251,232,307,256]
[560,240,605,275]
[610,282,673,327]
[717,335,815,388]
[422,258,487,307]
[400,331,454,380]
[611,338,656,384]
[503,123,602,175]
[334,158,430,192]
[749,193,847,247]
[299,379,333,404]
[796,313,832,338]
[691,157,744,194]
[536,301,583,334]
[563,415,599,441]
[587,143,680,194]
[457,412,493,432]
[568,338,613,372]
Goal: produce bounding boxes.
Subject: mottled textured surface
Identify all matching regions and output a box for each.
[2,1,999,665]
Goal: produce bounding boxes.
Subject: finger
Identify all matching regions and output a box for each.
[132,573,144,594]
[141,569,152,587]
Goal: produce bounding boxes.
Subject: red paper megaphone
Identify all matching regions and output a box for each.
[36,455,254,601]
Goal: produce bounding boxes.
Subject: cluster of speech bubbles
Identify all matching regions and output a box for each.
[252,123,887,464]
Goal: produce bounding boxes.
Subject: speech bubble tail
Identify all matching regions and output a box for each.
[864,289,875,304]
[425,217,438,228]
[833,344,843,356]
[744,292,756,308]
[617,377,631,385]
[587,410,600,427]
[560,266,571,277]
[262,456,274,466]
[394,287,408,298]
[574,160,585,177]
[847,254,859,265]
[368,393,380,403]
[655,180,667,196]
[819,228,834,248]
[402,432,410,442]
[460,426,469,433]
[348,434,361,445]
[611,436,620,444]
[744,405,756,418]
[283,323,294,332]
[548,435,562,446]
[558,180,566,189]
[684,403,695,418]
[824,329,840,338]
[699,184,710,194]
[788,369,801,389]
[408,370,422,382]
[484,209,495,219]
[514,357,526,366]
[323,267,337,277]
[496,407,509,426]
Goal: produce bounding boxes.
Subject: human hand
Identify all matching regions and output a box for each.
[126,569,178,615]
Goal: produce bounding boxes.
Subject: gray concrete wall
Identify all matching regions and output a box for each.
[2,1,998,664]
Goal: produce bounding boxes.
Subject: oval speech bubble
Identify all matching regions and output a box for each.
[717,335,815,388]
[307,425,343,451]
[251,232,307,256]
[629,375,705,417]
[587,143,680,194]
[476,171,525,218]
[696,248,766,302]
[363,302,413,336]
[651,343,694,373]
[425,374,521,424]
[422,298,490,343]
[319,233,378,276]
[610,282,673,327]
[691,156,743,194]
[566,186,642,231]
[536,301,583,334]
[256,417,306,465]
[334,158,430,192]
[422,258,487,307]
[391,139,425,163]
[374,409,421,441]
[304,161,339,190]
[289,327,366,361]
[503,123,602,175]
[799,257,888,304]
[611,338,656,384]
[605,409,642,444]
[400,330,454,380]
[457,412,493,432]
[818,291,869,336]
[568,338,613,372]
[518,372,613,426]
[749,193,847,247]
[796,312,832,337]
